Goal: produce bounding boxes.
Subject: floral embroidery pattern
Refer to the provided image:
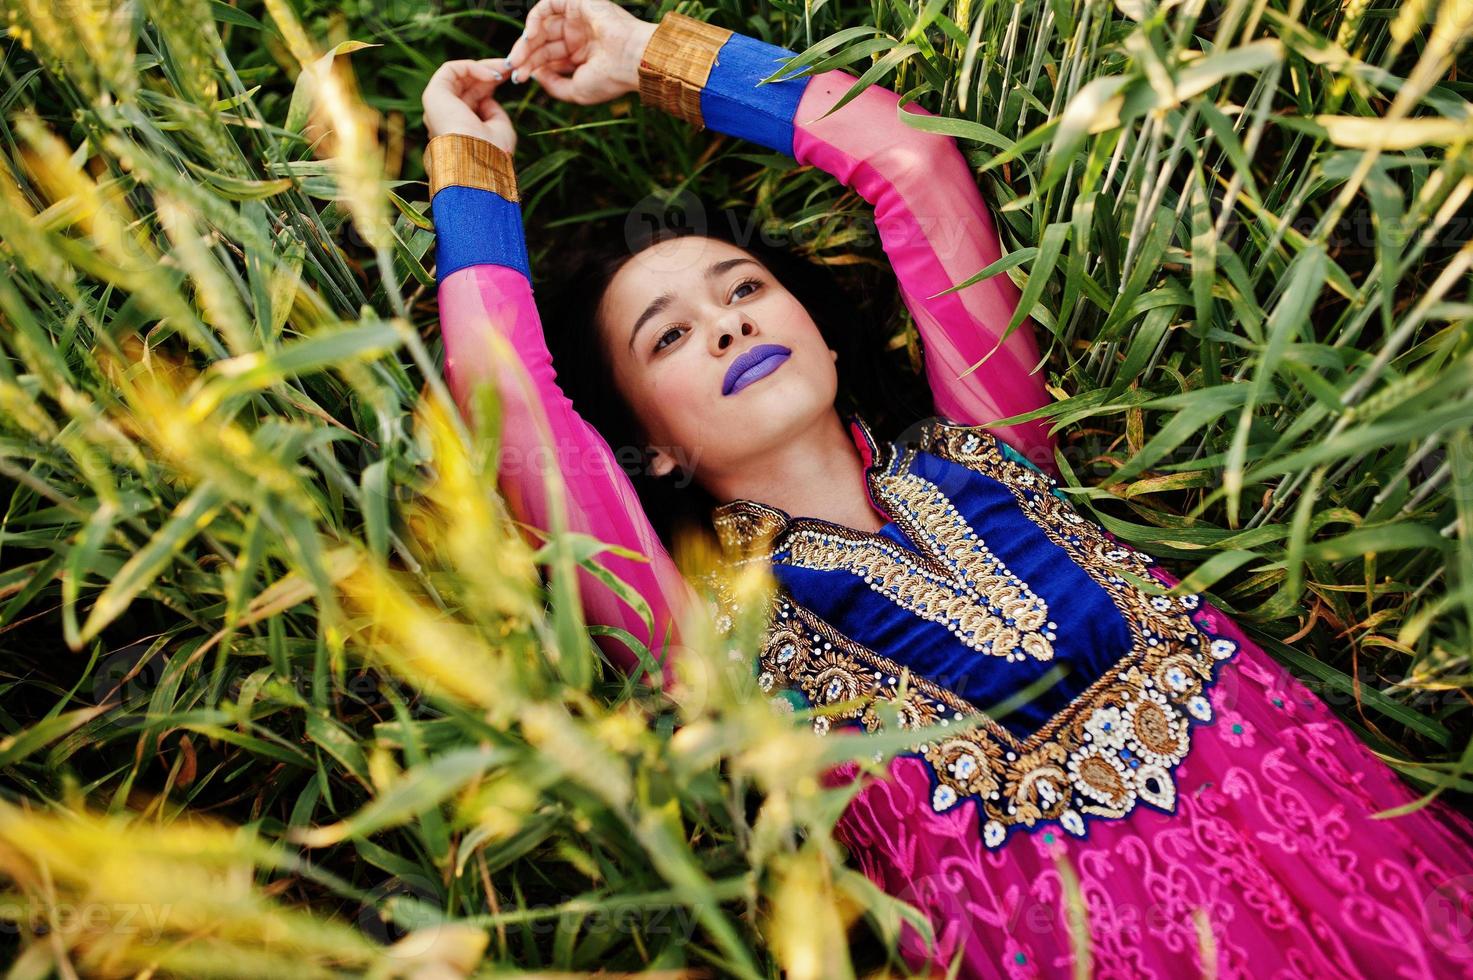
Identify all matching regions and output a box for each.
[746,585,1237,849]
[753,595,975,728]
[715,417,1242,850]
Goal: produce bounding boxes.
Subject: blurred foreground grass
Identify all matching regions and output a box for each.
[1,0,1471,975]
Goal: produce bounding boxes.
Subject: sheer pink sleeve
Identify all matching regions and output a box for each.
[792,79,1056,468]
[427,134,691,687]
[638,13,1056,469]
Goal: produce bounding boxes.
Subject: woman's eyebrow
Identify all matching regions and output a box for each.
[627,257,762,352]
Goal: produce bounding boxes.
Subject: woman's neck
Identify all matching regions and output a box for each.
[703,411,887,533]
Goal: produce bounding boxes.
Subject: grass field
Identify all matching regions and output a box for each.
[1,0,1471,975]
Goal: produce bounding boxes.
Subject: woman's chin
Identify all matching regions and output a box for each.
[728,387,836,444]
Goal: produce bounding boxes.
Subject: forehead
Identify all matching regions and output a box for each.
[602,237,758,315]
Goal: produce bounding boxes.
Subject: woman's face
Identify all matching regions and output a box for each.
[596,235,838,488]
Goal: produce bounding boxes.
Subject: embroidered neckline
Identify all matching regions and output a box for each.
[712,417,1243,851]
[770,470,1058,663]
[714,415,1058,662]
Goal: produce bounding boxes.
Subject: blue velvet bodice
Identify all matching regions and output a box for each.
[770,442,1134,741]
[711,416,1240,849]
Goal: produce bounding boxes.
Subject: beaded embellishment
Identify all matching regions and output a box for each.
[770,471,1056,663]
[714,417,1241,849]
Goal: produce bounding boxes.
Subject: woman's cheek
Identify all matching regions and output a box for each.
[676,366,718,422]
[645,359,715,433]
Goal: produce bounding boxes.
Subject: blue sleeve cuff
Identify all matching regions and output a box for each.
[700,33,809,156]
[431,185,532,282]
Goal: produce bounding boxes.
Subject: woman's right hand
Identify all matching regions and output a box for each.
[503,0,656,106]
[422,59,518,154]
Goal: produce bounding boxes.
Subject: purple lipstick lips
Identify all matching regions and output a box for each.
[722,344,791,396]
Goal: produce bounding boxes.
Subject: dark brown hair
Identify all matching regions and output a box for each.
[532,202,932,548]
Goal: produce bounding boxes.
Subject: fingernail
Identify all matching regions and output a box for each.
[512,69,525,84]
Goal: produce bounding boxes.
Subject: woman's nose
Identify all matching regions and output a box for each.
[712,318,755,354]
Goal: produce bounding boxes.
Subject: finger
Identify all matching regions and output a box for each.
[455,78,500,112]
[518,38,572,80]
[534,12,566,42]
[527,0,570,30]
[456,59,505,90]
[451,73,490,99]
[428,58,501,99]
[522,57,578,84]
[474,57,506,83]
[425,58,474,94]
[508,0,570,70]
[506,2,550,68]
[530,65,583,104]
[512,26,566,83]
[444,58,501,82]
[511,19,566,80]
[453,63,507,103]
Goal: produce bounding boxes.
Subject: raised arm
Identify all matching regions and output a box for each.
[422,66,691,686]
[634,13,1056,468]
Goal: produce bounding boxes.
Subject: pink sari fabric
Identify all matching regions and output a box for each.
[825,574,1473,978]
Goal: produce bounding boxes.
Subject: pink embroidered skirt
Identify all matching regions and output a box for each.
[827,582,1473,978]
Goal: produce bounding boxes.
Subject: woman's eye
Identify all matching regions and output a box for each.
[653,326,684,352]
[731,280,760,301]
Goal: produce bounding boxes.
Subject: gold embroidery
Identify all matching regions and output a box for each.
[713,500,788,559]
[753,595,977,724]
[780,481,1054,662]
[716,467,1056,663]
[874,467,1055,661]
[917,418,1205,670]
[717,416,1240,850]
